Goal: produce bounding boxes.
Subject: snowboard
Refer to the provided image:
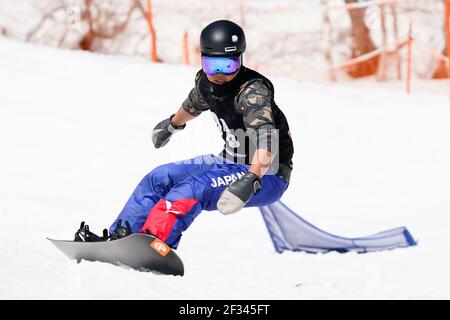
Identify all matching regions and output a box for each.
[48,233,184,276]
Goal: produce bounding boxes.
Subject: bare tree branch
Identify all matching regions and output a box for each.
[26,5,65,41]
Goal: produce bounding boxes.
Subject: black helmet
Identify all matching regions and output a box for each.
[200,20,246,57]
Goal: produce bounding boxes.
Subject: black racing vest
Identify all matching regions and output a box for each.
[197,67,294,169]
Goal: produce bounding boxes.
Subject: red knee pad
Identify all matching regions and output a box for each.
[140,198,197,241]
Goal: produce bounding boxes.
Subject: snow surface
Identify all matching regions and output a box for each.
[0,38,450,299]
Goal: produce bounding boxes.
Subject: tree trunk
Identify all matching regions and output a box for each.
[391,3,402,80]
[322,0,336,81]
[433,45,448,79]
[376,3,387,81]
[79,0,94,51]
[345,0,379,78]
[433,0,448,79]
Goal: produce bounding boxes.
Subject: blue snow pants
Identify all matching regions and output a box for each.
[109,154,288,248]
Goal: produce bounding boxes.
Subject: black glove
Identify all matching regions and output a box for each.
[152,114,186,148]
[217,171,261,215]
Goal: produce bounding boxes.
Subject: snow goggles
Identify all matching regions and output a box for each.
[201,55,241,76]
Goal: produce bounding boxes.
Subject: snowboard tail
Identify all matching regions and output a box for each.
[48,233,184,276]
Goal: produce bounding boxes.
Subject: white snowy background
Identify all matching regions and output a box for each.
[0,37,450,299]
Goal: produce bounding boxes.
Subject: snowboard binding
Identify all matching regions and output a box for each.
[74,220,133,242]
[74,222,108,242]
[109,219,132,241]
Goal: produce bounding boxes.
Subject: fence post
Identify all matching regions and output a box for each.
[182,31,190,65]
[446,0,450,84]
[146,0,160,62]
[406,22,413,94]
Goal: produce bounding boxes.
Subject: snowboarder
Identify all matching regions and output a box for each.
[74,19,294,249]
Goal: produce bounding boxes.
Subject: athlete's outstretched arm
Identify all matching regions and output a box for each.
[152,71,210,148]
[171,105,197,126]
[151,106,198,149]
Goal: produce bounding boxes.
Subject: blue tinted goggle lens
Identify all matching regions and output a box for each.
[201,56,241,76]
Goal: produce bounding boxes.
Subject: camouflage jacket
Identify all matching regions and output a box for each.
[182,67,293,174]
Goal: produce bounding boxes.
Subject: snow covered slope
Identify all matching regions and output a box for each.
[1,38,449,299]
